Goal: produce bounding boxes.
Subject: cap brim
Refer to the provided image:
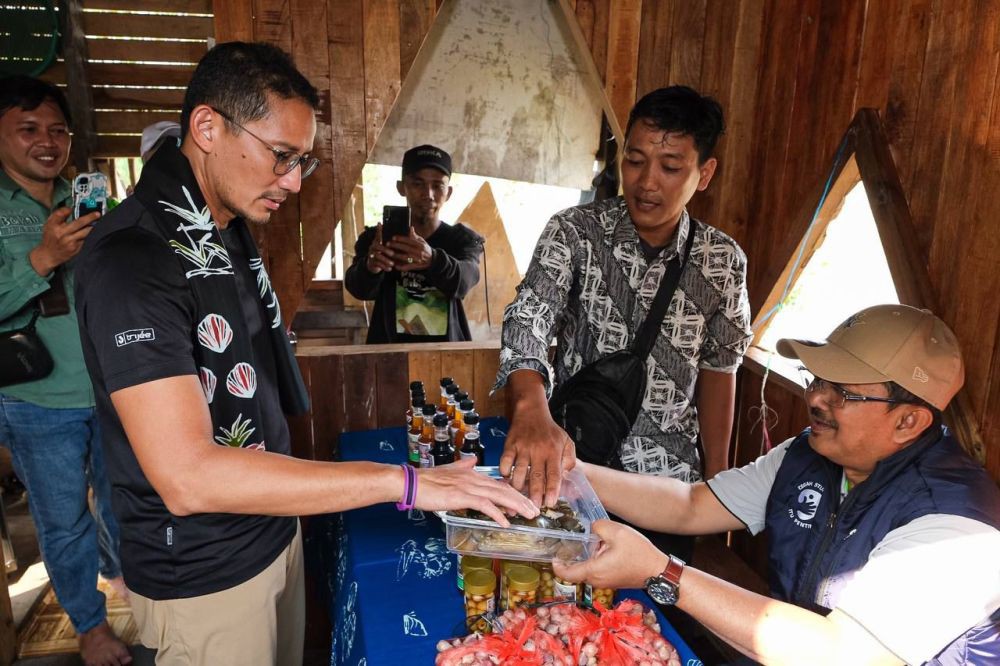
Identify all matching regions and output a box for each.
[777,339,889,385]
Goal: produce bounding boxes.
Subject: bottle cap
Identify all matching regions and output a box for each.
[506,565,540,593]
[422,404,437,417]
[461,555,493,574]
[433,413,449,427]
[459,399,474,411]
[410,381,424,392]
[464,412,480,426]
[446,383,459,396]
[411,396,425,408]
[463,569,496,596]
[439,377,454,388]
[454,391,469,403]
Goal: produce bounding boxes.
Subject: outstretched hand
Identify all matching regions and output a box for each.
[552,519,668,591]
[414,457,538,527]
[500,402,575,508]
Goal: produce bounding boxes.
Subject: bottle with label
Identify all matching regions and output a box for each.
[407,396,426,467]
[450,397,473,449]
[418,404,436,468]
[459,412,485,466]
[553,575,579,603]
[430,413,454,467]
[438,377,454,408]
[504,565,539,609]
[457,554,492,591]
[444,383,460,419]
[463,569,497,634]
[405,390,425,428]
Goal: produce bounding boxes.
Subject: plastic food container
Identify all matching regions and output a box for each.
[438,466,609,563]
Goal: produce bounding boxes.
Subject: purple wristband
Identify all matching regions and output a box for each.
[395,464,417,511]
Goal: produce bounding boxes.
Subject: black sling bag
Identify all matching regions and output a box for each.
[548,223,696,468]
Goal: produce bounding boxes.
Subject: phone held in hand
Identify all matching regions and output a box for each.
[72,172,109,220]
[382,204,410,243]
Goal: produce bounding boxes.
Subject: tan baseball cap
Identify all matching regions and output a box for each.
[776,304,964,410]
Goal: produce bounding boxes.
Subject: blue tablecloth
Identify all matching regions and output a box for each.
[331,419,702,666]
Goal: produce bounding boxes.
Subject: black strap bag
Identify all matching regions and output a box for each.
[0,308,54,387]
[549,224,696,468]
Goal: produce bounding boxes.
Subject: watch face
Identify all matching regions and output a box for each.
[645,576,679,606]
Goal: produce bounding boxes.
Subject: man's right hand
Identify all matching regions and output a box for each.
[29,207,99,276]
[365,223,395,274]
[499,370,576,508]
[414,457,538,527]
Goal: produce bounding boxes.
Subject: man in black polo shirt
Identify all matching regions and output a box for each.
[345,145,484,343]
[74,42,535,665]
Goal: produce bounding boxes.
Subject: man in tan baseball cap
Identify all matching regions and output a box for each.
[553,303,1000,664]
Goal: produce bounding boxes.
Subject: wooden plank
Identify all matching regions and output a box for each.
[589,0,610,84]
[604,0,642,132]
[94,109,180,133]
[87,0,213,12]
[82,11,214,39]
[375,351,410,428]
[328,0,368,230]
[90,85,186,108]
[253,0,292,51]
[343,354,378,431]
[287,355,315,459]
[853,0,901,111]
[472,348,505,419]
[635,0,673,98]
[86,36,209,64]
[213,0,254,41]
[42,60,195,87]
[440,350,474,402]
[93,134,141,157]
[882,0,932,170]
[667,0,706,88]
[362,0,402,152]
[904,2,963,256]
[308,355,344,461]
[408,350,442,394]
[62,0,97,170]
[398,0,437,81]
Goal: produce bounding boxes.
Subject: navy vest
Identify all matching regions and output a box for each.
[765,427,1000,664]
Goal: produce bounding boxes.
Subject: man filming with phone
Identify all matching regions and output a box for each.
[345,145,484,343]
[0,76,129,665]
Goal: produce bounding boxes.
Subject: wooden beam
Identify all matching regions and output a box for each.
[88,0,213,12]
[62,0,97,171]
[82,11,214,40]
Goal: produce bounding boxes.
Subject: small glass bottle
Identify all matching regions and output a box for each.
[582,583,615,609]
[405,390,425,427]
[451,397,474,449]
[439,377,454,408]
[430,413,454,467]
[417,404,436,468]
[444,383,460,419]
[504,565,539,609]
[463,569,497,634]
[458,554,492,591]
[407,396,426,467]
[553,575,580,603]
[535,561,555,600]
[459,412,485,466]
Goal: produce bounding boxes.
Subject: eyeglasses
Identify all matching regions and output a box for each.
[211,107,319,178]
[798,368,904,409]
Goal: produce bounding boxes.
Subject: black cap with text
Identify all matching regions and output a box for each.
[401,144,452,177]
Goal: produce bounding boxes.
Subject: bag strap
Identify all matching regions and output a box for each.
[632,219,697,361]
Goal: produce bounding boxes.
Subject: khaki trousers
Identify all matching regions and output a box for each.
[129,523,305,666]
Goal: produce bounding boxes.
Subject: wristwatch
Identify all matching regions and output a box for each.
[644,554,685,605]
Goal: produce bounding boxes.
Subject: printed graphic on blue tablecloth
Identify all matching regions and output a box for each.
[402,611,428,637]
[378,439,394,451]
[396,538,452,580]
[338,581,358,664]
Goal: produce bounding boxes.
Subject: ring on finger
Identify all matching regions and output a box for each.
[407,256,414,264]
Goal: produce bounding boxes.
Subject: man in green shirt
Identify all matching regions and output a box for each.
[0,76,130,665]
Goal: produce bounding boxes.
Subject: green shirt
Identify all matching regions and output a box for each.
[0,169,94,407]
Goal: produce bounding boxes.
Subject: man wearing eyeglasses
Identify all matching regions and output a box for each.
[345,145,484,343]
[555,304,1000,664]
[72,42,538,665]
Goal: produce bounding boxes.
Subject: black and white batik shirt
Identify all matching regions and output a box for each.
[495,197,751,482]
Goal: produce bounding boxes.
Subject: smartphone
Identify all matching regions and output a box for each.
[381,205,410,243]
[72,172,109,220]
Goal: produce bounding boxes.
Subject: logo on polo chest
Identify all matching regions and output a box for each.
[788,480,825,529]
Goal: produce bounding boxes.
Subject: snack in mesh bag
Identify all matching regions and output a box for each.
[436,600,680,666]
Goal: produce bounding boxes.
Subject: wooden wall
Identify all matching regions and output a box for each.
[212,0,1000,484]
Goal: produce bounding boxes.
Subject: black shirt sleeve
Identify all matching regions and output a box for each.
[423,223,483,299]
[343,226,384,300]
[77,226,198,393]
